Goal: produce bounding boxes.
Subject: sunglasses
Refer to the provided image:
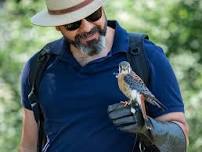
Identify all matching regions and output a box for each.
[64,7,102,31]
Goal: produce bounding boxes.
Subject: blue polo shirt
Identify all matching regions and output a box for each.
[20,21,184,152]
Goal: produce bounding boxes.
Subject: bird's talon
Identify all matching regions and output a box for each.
[120,101,130,107]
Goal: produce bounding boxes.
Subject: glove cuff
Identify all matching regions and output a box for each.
[140,117,186,152]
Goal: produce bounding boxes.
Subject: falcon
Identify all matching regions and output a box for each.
[116,61,166,129]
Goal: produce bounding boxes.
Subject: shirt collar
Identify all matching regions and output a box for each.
[108,20,129,55]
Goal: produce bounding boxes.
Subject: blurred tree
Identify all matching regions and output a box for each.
[0,0,59,151]
[0,0,201,151]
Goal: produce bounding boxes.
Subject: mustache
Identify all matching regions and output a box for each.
[75,27,99,41]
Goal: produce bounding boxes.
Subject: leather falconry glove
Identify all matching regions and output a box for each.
[108,102,186,152]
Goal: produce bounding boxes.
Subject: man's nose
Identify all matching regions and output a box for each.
[79,19,94,33]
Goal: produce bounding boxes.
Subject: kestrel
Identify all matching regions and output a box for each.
[116,61,166,129]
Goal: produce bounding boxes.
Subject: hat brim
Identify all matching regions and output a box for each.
[31,0,104,27]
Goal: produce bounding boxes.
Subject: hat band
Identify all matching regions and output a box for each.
[48,0,94,15]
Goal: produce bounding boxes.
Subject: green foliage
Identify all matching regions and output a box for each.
[0,0,201,151]
[0,1,59,151]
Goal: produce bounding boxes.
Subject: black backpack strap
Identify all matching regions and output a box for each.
[127,32,149,86]
[28,47,52,122]
[28,46,54,152]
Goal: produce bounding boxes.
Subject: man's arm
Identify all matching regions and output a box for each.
[19,108,38,152]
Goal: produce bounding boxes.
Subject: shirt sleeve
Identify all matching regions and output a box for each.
[144,39,184,118]
[20,58,32,110]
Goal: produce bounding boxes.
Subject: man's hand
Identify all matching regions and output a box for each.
[108,102,148,134]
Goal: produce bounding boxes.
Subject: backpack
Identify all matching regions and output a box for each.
[28,33,157,152]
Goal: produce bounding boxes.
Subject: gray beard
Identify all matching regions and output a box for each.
[68,21,107,56]
[75,35,106,56]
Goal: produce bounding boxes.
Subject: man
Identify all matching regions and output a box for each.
[19,0,189,152]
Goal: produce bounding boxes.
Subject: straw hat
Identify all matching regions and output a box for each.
[31,0,104,27]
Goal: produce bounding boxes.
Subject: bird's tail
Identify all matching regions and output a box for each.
[147,97,167,111]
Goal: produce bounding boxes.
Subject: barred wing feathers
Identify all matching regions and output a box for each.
[123,72,166,110]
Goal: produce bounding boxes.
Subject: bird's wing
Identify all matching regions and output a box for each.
[124,72,166,110]
[144,94,167,110]
[124,72,153,95]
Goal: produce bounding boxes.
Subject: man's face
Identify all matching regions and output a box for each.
[57,8,107,56]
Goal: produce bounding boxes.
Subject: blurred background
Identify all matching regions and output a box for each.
[0,0,202,151]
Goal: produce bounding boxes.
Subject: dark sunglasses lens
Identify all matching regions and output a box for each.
[63,8,102,31]
[64,20,81,31]
[86,7,102,22]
